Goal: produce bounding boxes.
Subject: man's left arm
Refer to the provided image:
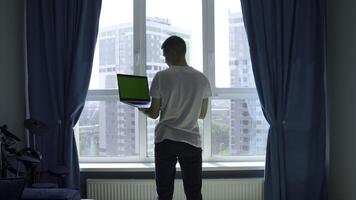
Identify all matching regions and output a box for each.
[139,98,161,119]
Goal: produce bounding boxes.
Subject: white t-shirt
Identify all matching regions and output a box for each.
[149,66,212,148]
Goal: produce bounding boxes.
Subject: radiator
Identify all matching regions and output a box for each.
[87,178,263,200]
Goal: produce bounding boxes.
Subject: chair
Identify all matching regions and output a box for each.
[23,119,69,188]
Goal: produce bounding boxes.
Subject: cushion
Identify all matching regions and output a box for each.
[21,188,80,200]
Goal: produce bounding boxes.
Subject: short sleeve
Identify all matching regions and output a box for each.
[203,77,212,98]
[149,72,160,98]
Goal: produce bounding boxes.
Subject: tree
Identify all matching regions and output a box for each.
[211,122,230,155]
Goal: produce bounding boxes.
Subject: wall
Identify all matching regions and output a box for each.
[0,0,26,147]
[327,0,356,199]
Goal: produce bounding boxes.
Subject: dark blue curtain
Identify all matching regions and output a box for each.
[240,0,326,200]
[26,0,101,189]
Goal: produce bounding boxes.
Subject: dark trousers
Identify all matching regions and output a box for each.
[155,139,203,200]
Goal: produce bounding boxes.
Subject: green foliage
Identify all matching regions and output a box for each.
[211,122,230,155]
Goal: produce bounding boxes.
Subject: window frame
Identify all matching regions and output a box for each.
[77,0,266,163]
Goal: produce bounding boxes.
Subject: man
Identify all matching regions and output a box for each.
[140,35,211,200]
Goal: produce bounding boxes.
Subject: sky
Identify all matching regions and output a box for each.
[90,0,243,89]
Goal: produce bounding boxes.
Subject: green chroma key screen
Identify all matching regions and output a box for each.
[117,74,150,100]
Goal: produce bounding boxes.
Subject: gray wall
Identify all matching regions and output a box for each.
[0,0,26,147]
[327,0,356,200]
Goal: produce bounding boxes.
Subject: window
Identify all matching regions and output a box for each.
[76,0,268,163]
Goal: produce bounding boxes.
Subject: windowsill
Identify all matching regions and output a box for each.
[80,161,264,172]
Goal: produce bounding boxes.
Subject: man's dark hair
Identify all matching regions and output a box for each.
[161,35,186,55]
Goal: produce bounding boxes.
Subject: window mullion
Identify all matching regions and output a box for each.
[202,0,214,160]
[203,100,212,161]
[214,88,259,98]
[134,0,147,161]
[203,0,215,91]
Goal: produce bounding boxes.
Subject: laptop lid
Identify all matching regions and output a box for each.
[117,74,150,102]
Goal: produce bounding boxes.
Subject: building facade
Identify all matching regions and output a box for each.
[229,12,268,156]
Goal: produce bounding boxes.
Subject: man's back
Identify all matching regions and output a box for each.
[140,36,208,200]
[149,66,211,147]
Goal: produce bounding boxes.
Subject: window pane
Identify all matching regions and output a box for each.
[215,0,255,88]
[76,101,139,157]
[89,0,134,89]
[146,0,203,156]
[211,99,268,156]
[146,0,202,72]
[147,118,158,157]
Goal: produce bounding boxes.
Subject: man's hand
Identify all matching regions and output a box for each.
[138,108,147,113]
[139,98,161,119]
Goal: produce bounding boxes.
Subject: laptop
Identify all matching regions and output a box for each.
[117,74,151,108]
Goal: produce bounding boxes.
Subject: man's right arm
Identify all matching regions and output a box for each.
[139,98,161,119]
[199,98,209,119]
